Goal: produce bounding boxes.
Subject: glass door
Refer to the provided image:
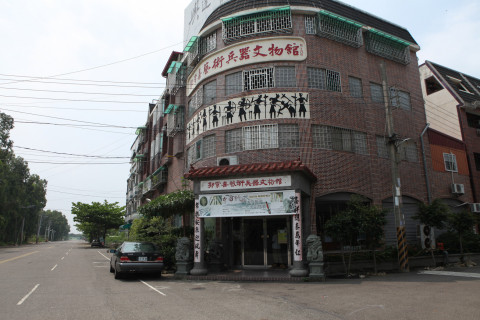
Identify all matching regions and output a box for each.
[243,218,266,266]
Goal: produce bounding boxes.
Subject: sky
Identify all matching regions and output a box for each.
[1,0,479,234]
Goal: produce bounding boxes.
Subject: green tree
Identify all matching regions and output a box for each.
[448,209,477,258]
[324,195,386,275]
[72,200,125,242]
[41,210,70,241]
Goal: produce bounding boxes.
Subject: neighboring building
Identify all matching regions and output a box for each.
[419,61,480,215]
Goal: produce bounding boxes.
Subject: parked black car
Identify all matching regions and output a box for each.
[91,240,104,247]
[109,241,164,279]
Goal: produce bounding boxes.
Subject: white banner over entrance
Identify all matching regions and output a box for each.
[200,175,291,192]
[198,190,298,218]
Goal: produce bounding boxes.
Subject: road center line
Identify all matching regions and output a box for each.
[51,264,58,271]
[17,284,40,305]
[61,257,65,260]
[140,280,166,296]
[0,251,39,265]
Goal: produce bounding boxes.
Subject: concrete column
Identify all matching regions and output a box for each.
[290,192,308,277]
[190,198,208,275]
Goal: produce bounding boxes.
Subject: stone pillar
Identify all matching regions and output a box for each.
[190,198,207,275]
[306,234,325,281]
[290,192,308,277]
[174,237,193,278]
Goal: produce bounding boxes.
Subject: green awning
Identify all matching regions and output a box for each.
[152,166,165,176]
[184,36,198,52]
[319,10,363,28]
[368,28,411,46]
[167,61,183,74]
[136,126,147,135]
[164,104,178,114]
[120,223,132,230]
[222,5,290,22]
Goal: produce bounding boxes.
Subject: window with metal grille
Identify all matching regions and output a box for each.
[243,124,278,150]
[203,80,217,105]
[225,128,243,153]
[279,124,299,148]
[443,153,458,172]
[313,125,368,155]
[243,68,274,91]
[222,6,292,43]
[203,134,216,159]
[349,76,363,98]
[317,10,363,48]
[308,67,341,92]
[275,66,296,88]
[305,16,317,35]
[370,83,384,103]
[365,29,411,65]
[188,86,204,117]
[399,141,418,162]
[225,71,243,96]
[200,32,217,55]
[376,136,389,158]
[390,88,411,111]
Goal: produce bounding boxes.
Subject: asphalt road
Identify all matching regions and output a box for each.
[1,240,479,320]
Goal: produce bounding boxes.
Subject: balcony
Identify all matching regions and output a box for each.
[151,167,168,188]
[165,105,185,137]
[142,177,152,195]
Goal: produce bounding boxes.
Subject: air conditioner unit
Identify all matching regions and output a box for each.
[217,156,238,166]
[451,183,465,195]
[419,224,435,249]
[471,203,480,213]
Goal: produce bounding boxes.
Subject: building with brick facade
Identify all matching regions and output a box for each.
[126,0,441,276]
[419,61,480,216]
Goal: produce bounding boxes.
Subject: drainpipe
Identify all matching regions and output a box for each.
[420,123,432,204]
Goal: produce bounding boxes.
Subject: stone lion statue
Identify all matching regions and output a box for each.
[175,237,191,262]
[306,234,323,262]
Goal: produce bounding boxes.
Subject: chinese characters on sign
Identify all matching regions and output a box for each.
[186,37,307,95]
[200,175,291,191]
[197,190,297,218]
[291,193,302,261]
[194,199,202,263]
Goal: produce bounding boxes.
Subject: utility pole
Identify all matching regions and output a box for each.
[380,61,409,272]
[36,213,44,244]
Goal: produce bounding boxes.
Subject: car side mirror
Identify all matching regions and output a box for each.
[108,249,116,253]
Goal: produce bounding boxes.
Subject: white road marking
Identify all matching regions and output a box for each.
[51,264,58,271]
[97,251,110,260]
[17,284,40,305]
[420,270,480,279]
[61,257,65,260]
[140,280,167,296]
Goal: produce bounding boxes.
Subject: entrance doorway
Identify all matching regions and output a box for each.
[235,217,290,268]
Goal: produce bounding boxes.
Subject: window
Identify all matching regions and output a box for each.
[222,6,292,42]
[425,76,443,95]
[203,80,217,105]
[365,29,410,65]
[225,128,243,153]
[370,82,384,103]
[275,66,296,88]
[313,125,368,155]
[189,87,204,116]
[349,77,363,98]
[399,141,418,162]
[200,32,216,55]
[203,134,216,159]
[443,153,458,172]
[244,68,274,91]
[447,76,472,94]
[317,10,363,48]
[390,88,411,111]
[308,67,341,92]
[243,124,278,150]
[305,16,317,35]
[474,153,480,171]
[225,72,243,96]
[279,124,299,148]
[376,136,389,158]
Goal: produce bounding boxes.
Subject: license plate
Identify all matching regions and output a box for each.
[138,256,148,262]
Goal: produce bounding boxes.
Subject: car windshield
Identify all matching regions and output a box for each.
[122,242,156,253]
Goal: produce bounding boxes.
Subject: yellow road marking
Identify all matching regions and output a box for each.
[0,251,39,265]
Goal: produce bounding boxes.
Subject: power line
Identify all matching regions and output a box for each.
[1,103,145,112]
[0,94,149,104]
[48,189,125,198]
[15,120,136,129]
[0,78,163,89]
[0,73,164,85]
[0,86,161,97]
[14,146,130,159]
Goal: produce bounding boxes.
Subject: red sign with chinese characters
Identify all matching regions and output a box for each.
[187,36,307,95]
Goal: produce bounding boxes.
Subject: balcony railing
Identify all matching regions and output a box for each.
[151,168,167,188]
